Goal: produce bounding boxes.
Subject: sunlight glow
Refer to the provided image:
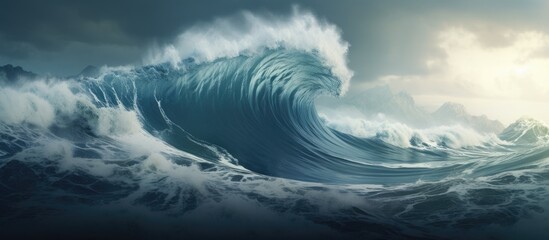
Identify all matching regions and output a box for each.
[383,27,549,124]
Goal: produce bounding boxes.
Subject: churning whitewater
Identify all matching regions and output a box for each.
[1,11,549,239]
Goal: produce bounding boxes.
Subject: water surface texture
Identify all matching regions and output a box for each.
[1,11,548,240]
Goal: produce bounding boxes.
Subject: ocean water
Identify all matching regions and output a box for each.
[1,12,549,240]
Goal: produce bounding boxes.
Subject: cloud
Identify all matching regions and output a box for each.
[380,27,549,124]
[1,0,548,79]
[0,0,296,74]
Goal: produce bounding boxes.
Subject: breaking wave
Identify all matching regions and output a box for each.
[1,10,549,240]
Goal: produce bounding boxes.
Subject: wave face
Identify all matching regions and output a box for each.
[2,11,549,240]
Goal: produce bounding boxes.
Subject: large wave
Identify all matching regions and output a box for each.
[1,10,549,240]
[82,48,505,185]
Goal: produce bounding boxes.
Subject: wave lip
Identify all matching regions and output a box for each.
[145,9,353,95]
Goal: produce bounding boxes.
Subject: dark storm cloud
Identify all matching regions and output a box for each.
[0,0,294,74]
[0,0,293,52]
[1,0,548,77]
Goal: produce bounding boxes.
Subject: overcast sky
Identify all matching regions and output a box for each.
[2,0,549,123]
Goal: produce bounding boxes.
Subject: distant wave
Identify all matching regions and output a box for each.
[500,117,549,144]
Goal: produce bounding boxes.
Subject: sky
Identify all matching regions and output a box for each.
[1,0,549,124]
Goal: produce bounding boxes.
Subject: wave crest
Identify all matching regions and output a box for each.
[145,9,353,94]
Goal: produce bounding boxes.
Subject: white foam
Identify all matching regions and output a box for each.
[145,8,353,94]
[94,107,141,136]
[0,88,55,128]
[0,80,143,137]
